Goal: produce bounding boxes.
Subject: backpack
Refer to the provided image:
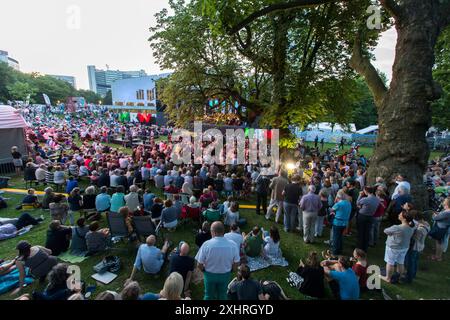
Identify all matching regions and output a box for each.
[93,256,121,274]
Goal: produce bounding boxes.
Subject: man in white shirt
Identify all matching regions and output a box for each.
[224,224,244,252]
[195,221,240,300]
[391,174,411,200]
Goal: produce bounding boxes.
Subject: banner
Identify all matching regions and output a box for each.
[43,93,51,106]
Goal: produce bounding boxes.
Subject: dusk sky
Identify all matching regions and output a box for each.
[0,0,396,90]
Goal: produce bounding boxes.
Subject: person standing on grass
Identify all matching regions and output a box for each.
[429,197,450,262]
[195,221,240,300]
[254,173,270,216]
[329,191,352,256]
[265,170,289,224]
[282,175,303,233]
[403,211,430,283]
[381,211,415,284]
[356,186,380,253]
[299,185,322,244]
[11,146,23,176]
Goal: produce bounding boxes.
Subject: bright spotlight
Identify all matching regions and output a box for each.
[286,162,296,171]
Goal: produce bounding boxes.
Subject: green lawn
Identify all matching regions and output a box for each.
[0,139,448,300]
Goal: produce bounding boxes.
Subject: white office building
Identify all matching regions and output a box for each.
[0,50,20,70]
[88,65,148,97]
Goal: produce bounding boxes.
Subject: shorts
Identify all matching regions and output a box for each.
[384,246,409,265]
[13,159,23,167]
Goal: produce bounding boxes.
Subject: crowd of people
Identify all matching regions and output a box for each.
[0,104,449,301]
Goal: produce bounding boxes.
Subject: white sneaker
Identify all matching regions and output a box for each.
[323,240,331,245]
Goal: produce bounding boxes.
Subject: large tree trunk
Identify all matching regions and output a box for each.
[366,1,442,209]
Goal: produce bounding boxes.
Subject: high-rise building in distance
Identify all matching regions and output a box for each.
[87,65,147,97]
[0,50,20,70]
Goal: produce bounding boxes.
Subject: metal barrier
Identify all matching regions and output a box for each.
[0,162,14,175]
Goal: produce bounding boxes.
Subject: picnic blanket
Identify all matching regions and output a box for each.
[0,266,34,294]
[246,256,289,272]
[58,251,89,264]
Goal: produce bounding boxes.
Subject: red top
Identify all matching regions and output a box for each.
[373,198,387,218]
[352,263,368,288]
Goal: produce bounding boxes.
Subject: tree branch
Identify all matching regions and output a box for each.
[349,32,387,108]
[379,0,402,21]
[227,0,335,34]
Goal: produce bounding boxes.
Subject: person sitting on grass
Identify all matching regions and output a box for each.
[351,248,368,291]
[261,226,282,259]
[227,264,266,300]
[243,226,264,258]
[32,263,73,300]
[159,272,191,300]
[120,280,142,300]
[202,201,222,223]
[296,251,325,299]
[224,201,240,227]
[42,187,56,210]
[195,221,212,248]
[224,223,244,254]
[70,217,89,255]
[129,235,170,278]
[45,220,72,256]
[18,188,40,210]
[12,241,58,296]
[49,194,69,224]
[321,255,360,300]
[85,221,110,256]
[168,242,195,296]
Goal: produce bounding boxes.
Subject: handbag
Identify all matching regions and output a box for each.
[428,223,449,241]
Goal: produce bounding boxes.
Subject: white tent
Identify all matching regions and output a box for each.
[356,125,379,135]
[0,105,28,164]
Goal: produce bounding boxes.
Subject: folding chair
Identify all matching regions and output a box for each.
[106,212,131,242]
[132,215,156,242]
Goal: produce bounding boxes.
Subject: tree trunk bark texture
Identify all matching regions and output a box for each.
[367,0,441,209]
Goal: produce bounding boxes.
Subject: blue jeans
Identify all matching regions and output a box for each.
[283,202,298,232]
[315,216,325,237]
[332,225,346,255]
[405,249,419,282]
